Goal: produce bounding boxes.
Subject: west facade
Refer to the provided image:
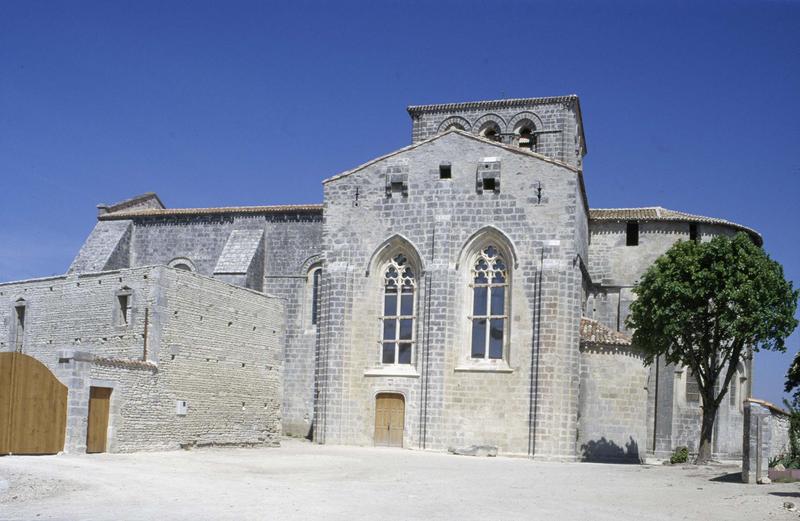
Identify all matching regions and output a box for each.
[0,95,756,460]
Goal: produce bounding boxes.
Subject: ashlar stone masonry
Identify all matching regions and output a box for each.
[1,95,763,459]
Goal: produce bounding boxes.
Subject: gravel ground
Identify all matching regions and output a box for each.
[0,439,798,521]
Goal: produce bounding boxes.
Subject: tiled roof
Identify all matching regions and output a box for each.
[579,317,632,347]
[589,207,762,245]
[98,204,323,220]
[407,95,579,115]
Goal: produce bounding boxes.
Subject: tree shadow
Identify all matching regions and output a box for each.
[709,472,743,483]
[770,492,800,497]
[580,436,641,464]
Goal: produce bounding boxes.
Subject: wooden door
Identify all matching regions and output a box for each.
[0,353,67,455]
[374,393,405,447]
[86,387,112,453]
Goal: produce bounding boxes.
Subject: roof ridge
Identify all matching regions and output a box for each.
[98,203,323,221]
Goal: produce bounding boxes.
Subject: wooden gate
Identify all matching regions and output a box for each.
[374,393,405,447]
[86,387,112,453]
[0,352,67,455]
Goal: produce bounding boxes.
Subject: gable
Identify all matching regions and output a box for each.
[323,129,578,186]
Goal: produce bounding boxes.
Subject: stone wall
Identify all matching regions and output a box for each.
[646,361,750,459]
[408,97,585,170]
[0,266,284,453]
[743,399,791,483]
[66,209,324,438]
[587,221,744,332]
[316,131,587,459]
[578,344,648,462]
[587,219,752,459]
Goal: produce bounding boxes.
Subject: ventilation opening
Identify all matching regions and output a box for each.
[390,181,404,194]
[439,164,452,179]
[117,294,130,324]
[482,177,496,192]
[689,223,699,242]
[14,304,25,351]
[626,221,639,246]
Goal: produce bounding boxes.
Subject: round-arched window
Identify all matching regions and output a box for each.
[479,122,502,142]
[517,126,535,150]
[168,257,196,272]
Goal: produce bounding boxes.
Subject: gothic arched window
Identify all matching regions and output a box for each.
[469,246,508,359]
[381,254,416,365]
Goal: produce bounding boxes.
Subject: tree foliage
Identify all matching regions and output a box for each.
[627,232,797,462]
[785,352,800,402]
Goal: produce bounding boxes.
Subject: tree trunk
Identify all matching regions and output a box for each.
[697,401,717,464]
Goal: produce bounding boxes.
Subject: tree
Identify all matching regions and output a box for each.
[627,232,797,463]
[784,351,800,403]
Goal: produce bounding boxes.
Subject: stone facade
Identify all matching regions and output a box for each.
[0,266,283,452]
[1,94,766,460]
[70,206,324,439]
[585,211,758,459]
[408,96,586,170]
[578,318,649,462]
[316,131,585,458]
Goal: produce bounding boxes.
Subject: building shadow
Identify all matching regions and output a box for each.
[580,436,641,464]
[770,492,800,498]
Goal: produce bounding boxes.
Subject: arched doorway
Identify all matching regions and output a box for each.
[374,393,405,447]
[0,353,67,454]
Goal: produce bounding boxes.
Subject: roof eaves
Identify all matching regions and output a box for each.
[97,204,324,221]
[406,95,580,115]
[589,207,763,246]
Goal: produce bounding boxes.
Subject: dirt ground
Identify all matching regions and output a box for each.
[1,439,798,521]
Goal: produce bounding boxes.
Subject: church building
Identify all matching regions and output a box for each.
[0,95,757,461]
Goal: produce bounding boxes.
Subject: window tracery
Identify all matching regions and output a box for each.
[469,246,508,359]
[381,254,416,364]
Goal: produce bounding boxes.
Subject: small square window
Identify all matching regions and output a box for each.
[482,178,496,192]
[439,164,452,179]
[626,221,639,246]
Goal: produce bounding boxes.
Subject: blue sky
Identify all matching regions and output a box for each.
[1,1,798,404]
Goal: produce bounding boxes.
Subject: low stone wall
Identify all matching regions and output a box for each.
[742,399,791,483]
